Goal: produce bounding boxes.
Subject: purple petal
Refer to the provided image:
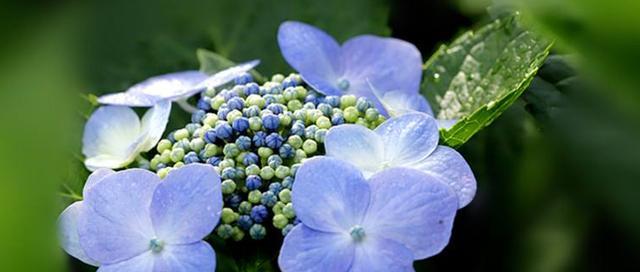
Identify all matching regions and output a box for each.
[78,169,160,264]
[411,146,477,208]
[278,21,343,95]
[98,71,207,107]
[83,168,115,196]
[292,157,370,232]
[341,35,423,98]
[374,113,439,166]
[363,168,458,259]
[97,251,154,272]
[153,242,216,272]
[278,225,354,272]
[150,164,222,244]
[58,202,99,266]
[138,101,172,152]
[325,125,384,178]
[350,236,414,272]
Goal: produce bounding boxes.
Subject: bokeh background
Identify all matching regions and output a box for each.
[1,0,639,271]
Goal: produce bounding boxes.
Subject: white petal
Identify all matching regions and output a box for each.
[374,113,439,166]
[82,106,143,171]
[58,202,99,266]
[325,124,384,177]
[138,101,171,151]
[193,60,260,92]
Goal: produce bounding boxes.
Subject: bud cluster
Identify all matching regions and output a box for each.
[147,72,384,241]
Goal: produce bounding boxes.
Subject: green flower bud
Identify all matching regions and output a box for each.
[260,166,275,180]
[221,208,239,224]
[202,113,219,127]
[170,148,185,163]
[219,159,235,169]
[157,139,172,153]
[246,94,266,108]
[211,96,225,110]
[245,164,261,176]
[293,109,307,122]
[249,224,266,240]
[189,138,205,152]
[226,110,243,122]
[238,201,252,214]
[249,116,262,131]
[157,167,172,179]
[282,203,295,219]
[204,87,217,97]
[365,108,379,122]
[278,189,292,203]
[258,147,273,158]
[232,227,245,241]
[302,139,317,155]
[294,86,307,99]
[248,190,262,204]
[271,74,285,83]
[275,166,290,179]
[273,214,288,229]
[216,224,234,239]
[159,150,172,164]
[173,162,184,168]
[174,128,190,141]
[221,179,237,194]
[272,201,285,214]
[204,144,220,157]
[280,114,292,127]
[287,135,303,149]
[340,95,357,109]
[287,99,303,111]
[355,118,369,127]
[150,156,161,170]
[223,143,241,158]
[283,89,297,101]
[315,129,328,143]
[316,116,332,129]
[343,106,359,122]
[294,149,307,163]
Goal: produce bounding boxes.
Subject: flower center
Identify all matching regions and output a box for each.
[337,78,350,91]
[349,225,366,242]
[149,238,165,253]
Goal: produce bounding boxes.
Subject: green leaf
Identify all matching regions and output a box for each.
[197,48,265,82]
[206,0,390,75]
[421,14,552,148]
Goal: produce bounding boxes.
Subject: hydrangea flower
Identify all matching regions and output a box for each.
[277,21,424,116]
[82,101,171,171]
[368,80,433,117]
[278,157,458,271]
[325,112,476,208]
[97,61,259,111]
[58,164,222,271]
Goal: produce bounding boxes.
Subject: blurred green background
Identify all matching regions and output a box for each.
[1,0,639,271]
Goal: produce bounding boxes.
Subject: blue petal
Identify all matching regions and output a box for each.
[363,168,458,260]
[325,124,384,178]
[58,202,99,267]
[138,101,172,151]
[437,119,457,130]
[153,242,216,272]
[191,60,260,94]
[278,225,354,272]
[82,106,143,171]
[374,113,439,166]
[78,169,160,264]
[350,236,414,272]
[83,168,115,196]
[370,81,434,117]
[292,157,370,232]
[341,35,423,99]
[278,21,343,95]
[411,146,477,208]
[97,251,154,272]
[150,164,222,244]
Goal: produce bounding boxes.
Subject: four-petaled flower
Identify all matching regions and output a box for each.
[82,101,171,171]
[58,164,222,271]
[325,112,476,208]
[97,61,259,112]
[277,21,430,117]
[278,157,458,271]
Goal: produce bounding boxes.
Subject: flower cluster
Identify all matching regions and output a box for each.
[147,72,384,241]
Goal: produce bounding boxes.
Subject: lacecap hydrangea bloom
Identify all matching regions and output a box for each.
[82,63,257,171]
[278,21,431,117]
[148,71,386,241]
[325,112,476,208]
[279,157,458,271]
[59,164,222,271]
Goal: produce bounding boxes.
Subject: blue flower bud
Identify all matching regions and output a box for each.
[191,110,206,123]
[156,163,167,170]
[245,164,261,176]
[234,166,246,180]
[317,103,332,116]
[249,224,266,240]
[262,114,280,131]
[234,72,253,85]
[264,94,278,105]
[282,176,294,189]
[267,155,283,169]
[265,133,284,149]
[206,156,222,166]
[184,151,201,164]
[227,97,245,111]
[223,143,240,158]
[282,224,294,236]
[281,78,297,89]
[304,125,318,139]
[245,82,260,95]
[204,129,217,144]
[217,106,231,120]
[244,105,261,117]
[331,113,345,125]
[252,131,267,147]
[221,167,237,180]
[237,215,253,230]
[225,193,242,208]
[233,135,251,151]
[167,131,176,143]
[261,191,278,207]
[266,103,284,115]
[290,121,305,136]
[232,117,250,133]
[305,94,318,105]
[315,129,328,143]
[215,122,233,141]
[324,95,341,107]
[250,205,268,223]
[279,144,295,159]
[197,98,212,111]
[356,97,372,112]
[269,182,283,194]
[245,175,262,190]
